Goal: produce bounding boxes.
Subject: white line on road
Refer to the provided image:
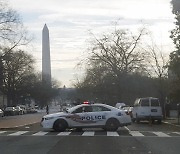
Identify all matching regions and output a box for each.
[107,131,119,136]
[153,132,170,137]
[82,131,95,136]
[8,131,28,136]
[32,131,48,136]
[0,131,6,134]
[124,126,130,132]
[130,131,144,136]
[57,132,71,136]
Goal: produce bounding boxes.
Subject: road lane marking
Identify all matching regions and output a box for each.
[8,131,28,136]
[57,132,71,136]
[124,126,130,131]
[130,131,144,136]
[0,131,6,134]
[32,131,48,136]
[82,131,94,136]
[107,131,119,136]
[153,132,170,137]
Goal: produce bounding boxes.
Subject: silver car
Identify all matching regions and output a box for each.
[0,109,4,117]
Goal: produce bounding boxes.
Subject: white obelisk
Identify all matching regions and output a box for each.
[42,24,51,86]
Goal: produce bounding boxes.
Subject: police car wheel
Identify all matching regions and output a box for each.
[53,119,68,132]
[105,118,119,131]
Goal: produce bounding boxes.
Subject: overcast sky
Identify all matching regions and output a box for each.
[8,0,175,87]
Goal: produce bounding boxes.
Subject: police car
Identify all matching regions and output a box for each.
[41,103,131,132]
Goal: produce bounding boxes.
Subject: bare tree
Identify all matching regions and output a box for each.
[0,1,32,97]
[142,40,169,118]
[2,49,35,105]
[75,27,154,104]
[0,1,31,50]
[86,28,147,79]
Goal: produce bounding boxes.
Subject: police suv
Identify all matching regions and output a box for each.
[41,103,131,132]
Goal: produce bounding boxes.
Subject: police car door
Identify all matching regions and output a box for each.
[69,106,93,127]
[87,105,109,126]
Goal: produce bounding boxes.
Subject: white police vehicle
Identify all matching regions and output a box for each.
[41,103,131,131]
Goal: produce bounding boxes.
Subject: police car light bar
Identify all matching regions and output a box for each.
[83,101,89,104]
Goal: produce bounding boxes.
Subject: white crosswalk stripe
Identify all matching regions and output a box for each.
[153,132,170,137]
[32,131,49,136]
[129,131,144,136]
[8,131,28,136]
[107,131,119,136]
[0,130,179,137]
[57,132,71,136]
[174,132,180,135]
[0,131,6,134]
[82,131,95,136]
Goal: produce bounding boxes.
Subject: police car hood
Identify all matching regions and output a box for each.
[44,112,68,118]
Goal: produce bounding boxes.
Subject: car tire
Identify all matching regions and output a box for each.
[136,114,140,123]
[132,118,135,122]
[105,118,119,131]
[53,119,68,132]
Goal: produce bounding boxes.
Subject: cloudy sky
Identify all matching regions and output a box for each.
[8,0,175,87]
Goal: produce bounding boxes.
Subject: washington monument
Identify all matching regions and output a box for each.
[42,24,51,86]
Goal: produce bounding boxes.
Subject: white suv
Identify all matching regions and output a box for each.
[132,97,163,124]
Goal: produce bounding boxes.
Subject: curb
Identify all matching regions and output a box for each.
[163,121,180,128]
[0,122,40,130]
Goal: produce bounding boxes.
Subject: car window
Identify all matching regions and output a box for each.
[140,99,149,106]
[151,99,160,107]
[72,106,92,113]
[84,106,92,112]
[92,106,111,112]
[72,107,83,113]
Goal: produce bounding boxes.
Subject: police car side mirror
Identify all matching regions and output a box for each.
[63,108,68,113]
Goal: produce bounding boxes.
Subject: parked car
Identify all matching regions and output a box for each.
[19,105,27,114]
[4,107,17,116]
[132,97,163,124]
[41,103,131,132]
[0,109,4,117]
[15,106,24,115]
[26,107,38,113]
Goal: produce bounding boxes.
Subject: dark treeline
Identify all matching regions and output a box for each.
[73,27,168,107]
[169,0,180,103]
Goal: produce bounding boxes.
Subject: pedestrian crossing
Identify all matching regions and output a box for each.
[0,130,180,137]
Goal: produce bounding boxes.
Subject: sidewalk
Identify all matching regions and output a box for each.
[0,109,60,129]
[163,117,180,127]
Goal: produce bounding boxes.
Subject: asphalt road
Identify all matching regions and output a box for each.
[0,113,180,154]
